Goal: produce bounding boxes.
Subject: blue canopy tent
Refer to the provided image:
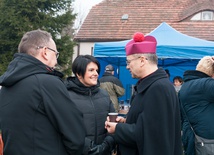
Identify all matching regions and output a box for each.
[94,22,214,100]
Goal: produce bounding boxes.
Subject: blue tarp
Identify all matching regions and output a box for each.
[94,22,214,100]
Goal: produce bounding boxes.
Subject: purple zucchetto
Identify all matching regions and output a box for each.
[125,32,157,56]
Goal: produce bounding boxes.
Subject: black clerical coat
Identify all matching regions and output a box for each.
[114,68,182,155]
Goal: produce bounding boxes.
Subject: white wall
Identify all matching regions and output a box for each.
[72,42,95,62]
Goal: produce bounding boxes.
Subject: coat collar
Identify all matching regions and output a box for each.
[135,68,168,93]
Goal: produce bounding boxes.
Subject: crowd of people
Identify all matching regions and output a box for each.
[0,29,213,155]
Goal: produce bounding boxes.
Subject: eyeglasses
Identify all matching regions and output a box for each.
[126,56,141,65]
[37,46,59,59]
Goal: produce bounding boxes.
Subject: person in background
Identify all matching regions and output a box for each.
[0,29,85,155]
[105,32,182,155]
[173,76,183,93]
[179,56,214,155]
[165,69,170,79]
[99,64,125,112]
[64,55,116,155]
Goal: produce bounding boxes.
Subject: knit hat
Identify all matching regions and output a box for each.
[105,64,114,71]
[125,32,157,56]
[196,56,214,77]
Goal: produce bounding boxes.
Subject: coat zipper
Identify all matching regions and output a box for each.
[89,89,98,144]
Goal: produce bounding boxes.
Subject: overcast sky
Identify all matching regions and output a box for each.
[73,0,103,12]
[73,0,103,30]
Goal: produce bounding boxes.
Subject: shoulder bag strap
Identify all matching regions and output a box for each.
[180,102,197,136]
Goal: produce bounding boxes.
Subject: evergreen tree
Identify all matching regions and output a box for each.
[0,0,76,76]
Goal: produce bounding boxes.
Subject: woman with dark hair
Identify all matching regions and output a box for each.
[64,55,116,155]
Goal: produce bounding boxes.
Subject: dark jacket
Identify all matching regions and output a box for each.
[179,70,214,155]
[114,68,182,155]
[99,72,125,111]
[0,53,85,155]
[65,77,115,154]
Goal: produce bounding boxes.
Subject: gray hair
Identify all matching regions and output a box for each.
[18,29,52,56]
[133,53,158,64]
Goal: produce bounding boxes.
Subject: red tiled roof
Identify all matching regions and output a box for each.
[74,0,214,42]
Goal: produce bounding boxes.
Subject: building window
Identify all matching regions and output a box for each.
[202,11,213,20]
[121,14,128,20]
[191,11,214,21]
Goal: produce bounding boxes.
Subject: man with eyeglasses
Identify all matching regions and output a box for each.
[105,32,182,155]
[36,46,60,59]
[0,29,85,155]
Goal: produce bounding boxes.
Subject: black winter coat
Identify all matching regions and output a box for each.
[65,77,115,154]
[0,53,85,155]
[114,68,182,155]
[179,70,214,155]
